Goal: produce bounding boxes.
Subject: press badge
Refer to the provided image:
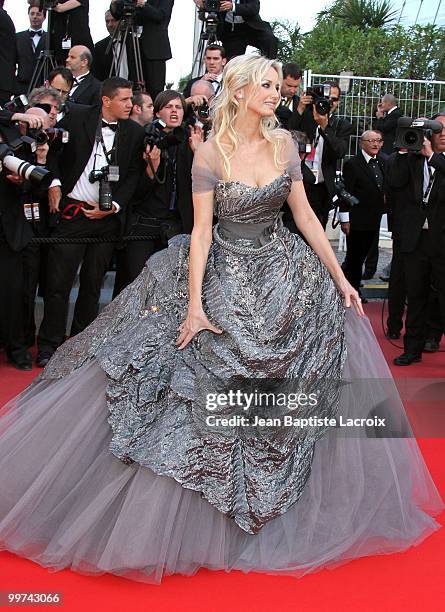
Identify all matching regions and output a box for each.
[62,37,72,50]
[23,202,40,222]
[108,165,120,182]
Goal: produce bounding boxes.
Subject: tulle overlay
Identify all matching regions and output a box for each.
[0,164,443,582]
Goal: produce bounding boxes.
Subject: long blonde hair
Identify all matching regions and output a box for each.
[211,54,288,178]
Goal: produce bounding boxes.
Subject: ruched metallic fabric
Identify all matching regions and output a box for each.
[40,172,346,534]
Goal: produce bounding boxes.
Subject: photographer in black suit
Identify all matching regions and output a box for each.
[276,63,302,130]
[339,130,386,291]
[36,77,145,366]
[374,94,403,156]
[193,0,277,59]
[16,3,47,94]
[386,114,445,365]
[51,0,94,65]
[289,81,353,229]
[0,107,51,370]
[0,1,17,105]
[114,89,204,296]
[111,0,174,100]
[183,44,226,99]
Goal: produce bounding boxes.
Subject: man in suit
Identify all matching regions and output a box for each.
[276,63,302,130]
[51,0,94,65]
[374,94,403,156]
[289,81,353,229]
[339,131,386,291]
[15,3,47,94]
[194,0,277,60]
[36,77,145,366]
[93,9,138,83]
[0,107,51,370]
[66,45,101,106]
[385,113,445,365]
[183,44,226,99]
[0,1,17,105]
[129,91,154,127]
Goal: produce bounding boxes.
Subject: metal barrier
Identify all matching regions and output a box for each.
[303,70,445,158]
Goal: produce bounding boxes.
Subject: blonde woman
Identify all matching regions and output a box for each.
[0,55,442,583]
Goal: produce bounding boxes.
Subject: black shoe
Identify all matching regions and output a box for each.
[423,339,440,353]
[8,350,32,371]
[387,330,401,340]
[393,352,422,366]
[36,351,53,368]
[362,272,375,280]
[379,275,390,282]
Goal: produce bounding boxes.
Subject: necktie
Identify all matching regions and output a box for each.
[29,30,43,37]
[369,158,383,190]
[102,121,118,132]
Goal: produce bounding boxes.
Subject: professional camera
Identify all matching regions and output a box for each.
[110,0,138,20]
[196,100,210,121]
[27,128,70,146]
[143,119,186,151]
[88,165,119,211]
[203,0,220,10]
[332,176,359,209]
[394,117,443,152]
[38,0,59,10]
[306,84,332,116]
[2,95,28,114]
[0,142,52,188]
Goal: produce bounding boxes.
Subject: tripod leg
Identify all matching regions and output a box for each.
[132,32,145,92]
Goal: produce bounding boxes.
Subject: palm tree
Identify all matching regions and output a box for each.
[318,0,398,30]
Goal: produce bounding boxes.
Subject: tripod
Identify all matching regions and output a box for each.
[27,7,57,95]
[191,13,220,78]
[108,17,145,92]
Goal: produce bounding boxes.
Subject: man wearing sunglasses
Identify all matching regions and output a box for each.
[28,87,62,127]
[289,81,352,230]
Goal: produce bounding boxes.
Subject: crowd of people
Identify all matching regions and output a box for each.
[0,0,444,374]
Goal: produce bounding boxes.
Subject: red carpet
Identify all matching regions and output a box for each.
[0,302,444,612]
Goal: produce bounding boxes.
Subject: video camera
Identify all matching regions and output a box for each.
[394,117,443,152]
[306,84,332,116]
[88,165,119,212]
[144,119,186,151]
[110,0,139,21]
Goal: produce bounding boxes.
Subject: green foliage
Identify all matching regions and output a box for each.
[318,0,398,30]
[271,18,445,80]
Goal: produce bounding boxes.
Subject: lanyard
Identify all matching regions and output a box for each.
[423,165,435,205]
[93,117,118,172]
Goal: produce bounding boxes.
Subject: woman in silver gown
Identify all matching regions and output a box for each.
[0,56,443,583]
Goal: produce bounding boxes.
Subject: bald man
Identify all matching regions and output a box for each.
[66,45,101,106]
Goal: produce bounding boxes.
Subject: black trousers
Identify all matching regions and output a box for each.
[113,237,163,298]
[364,230,379,275]
[141,58,166,101]
[401,231,445,354]
[220,23,278,60]
[387,238,406,335]
[38,214,119,353]
[305,182,331,230]
[0,241,27,360]
[343,229,378,291]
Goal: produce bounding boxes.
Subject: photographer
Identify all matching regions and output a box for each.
[28,86,62,126]
[129,90,154,127]
[289,81,353,229]
[374,93,403,156]
[276,63,302,131]
[111,0,174,100]
[0,107,52,370]
[36,77,145,366]
[16,2,47,94]
[185,79,214,139]
[339,130,386,292]
[114,89,204,296]
[193,0,277,60]
[49,0,94,65]
[386,113,445,366]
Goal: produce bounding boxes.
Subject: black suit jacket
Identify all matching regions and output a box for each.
[93,36,138,83]
[289,108,353,197]
[385,151,436,252]
[276,95,300,130]
[342,152,386,231]
[15,30,47,92]
[48,107,145,232]
[51,0,93,63]
[374,107,403,155]
[0,8,17,98]
[135,0,174,60]
[69,73,101,107]
[218,0,272,32]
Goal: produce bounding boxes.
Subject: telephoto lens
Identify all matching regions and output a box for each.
[99,179,113,211]
[0,143,52,188]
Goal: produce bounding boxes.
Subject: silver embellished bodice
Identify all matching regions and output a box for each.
[41,174,346,534]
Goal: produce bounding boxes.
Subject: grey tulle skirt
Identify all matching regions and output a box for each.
[0,312,442,584]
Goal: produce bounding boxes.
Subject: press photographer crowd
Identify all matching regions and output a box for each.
[0,0,444,371]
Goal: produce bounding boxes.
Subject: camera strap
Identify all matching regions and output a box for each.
[93,116,118,174]
[423,165,435,205]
